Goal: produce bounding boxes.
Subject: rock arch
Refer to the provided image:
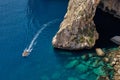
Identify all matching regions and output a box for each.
[52,0,120,50]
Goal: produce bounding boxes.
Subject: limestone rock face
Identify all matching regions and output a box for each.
[52,0,100,50]
[99,0,120,18]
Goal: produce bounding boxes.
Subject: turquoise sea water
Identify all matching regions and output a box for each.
[0,0,120,80]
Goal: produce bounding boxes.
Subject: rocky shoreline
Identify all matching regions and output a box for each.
[95,47,120,80]
[42,47,120,80]
[61,47,120,80]
[51,0,120,79]
[107,47,120,80]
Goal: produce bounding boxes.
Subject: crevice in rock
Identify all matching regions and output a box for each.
[94,8,120,48]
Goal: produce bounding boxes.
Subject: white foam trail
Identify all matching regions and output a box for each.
[25,19,58,53]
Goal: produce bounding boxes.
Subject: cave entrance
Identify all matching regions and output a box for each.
[93,8,120,48]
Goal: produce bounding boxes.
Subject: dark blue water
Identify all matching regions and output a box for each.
[0,0,69,80]
[0,0,119,80]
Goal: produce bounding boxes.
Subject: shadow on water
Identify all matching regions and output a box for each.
[53,47,96,64]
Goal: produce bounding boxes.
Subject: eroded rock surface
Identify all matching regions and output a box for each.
[99,0,120,18]
[52,0,120,50]
[52,0,100,50]
[107,48,120,80]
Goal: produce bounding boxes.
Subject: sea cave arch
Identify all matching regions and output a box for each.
[93,8,120,48]
[52,0,120,50]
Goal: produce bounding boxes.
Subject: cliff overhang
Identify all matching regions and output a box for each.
[52,0,120,50]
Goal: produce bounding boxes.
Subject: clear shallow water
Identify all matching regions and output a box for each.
[0,0,119,80]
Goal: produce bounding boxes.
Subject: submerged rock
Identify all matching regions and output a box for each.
[91,59,102,68]
[80,72,90,80]
[75,64,88,73]
[65,60,79,69]
[52,0,99,50]
[103,57,109,63]
[96,76,110,80]
[81,54,89,60]
[93,66,107,76]
[105,47,120,80]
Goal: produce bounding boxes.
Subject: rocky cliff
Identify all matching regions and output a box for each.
[52,0,100,50]
[52,0,120,50]
[99,0,120,18]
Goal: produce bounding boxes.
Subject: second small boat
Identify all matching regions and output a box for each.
[110,36,120,45]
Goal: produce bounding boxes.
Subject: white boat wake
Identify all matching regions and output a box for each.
[22,19,58,57]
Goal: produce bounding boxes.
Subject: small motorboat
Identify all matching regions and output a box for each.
[22,49,30,57]
[110,36,120,45]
